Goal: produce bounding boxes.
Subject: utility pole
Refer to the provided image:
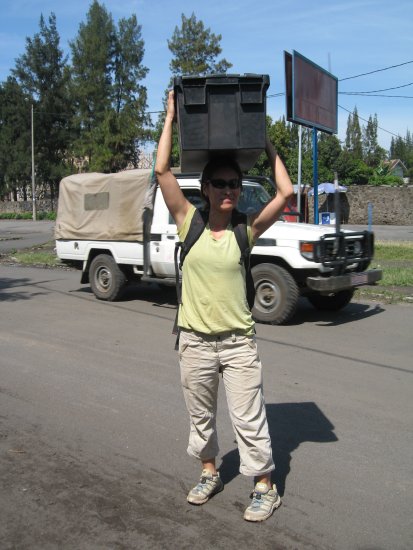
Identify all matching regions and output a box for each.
[31,103,37,221]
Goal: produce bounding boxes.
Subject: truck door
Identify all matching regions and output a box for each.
[149,187,204,277]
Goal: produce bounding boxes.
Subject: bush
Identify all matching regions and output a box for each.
[0,212,32,219]
[368,174,404,186]
[37,211,57,220]
[0,211,56,220]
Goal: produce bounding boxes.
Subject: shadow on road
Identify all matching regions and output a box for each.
[292,299,386,327]
[0,277,49,301]
[112,285,387,325]
[219,402,338,496]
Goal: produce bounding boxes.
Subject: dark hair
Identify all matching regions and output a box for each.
[200,156,243,184]
[200,156,243,206]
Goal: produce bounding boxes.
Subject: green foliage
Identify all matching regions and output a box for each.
[12,13,72,197]
[168,13,232,79]
[368,174,403,186]
[335,149,372,185]
[390,131,413,178]
[37,211,57,220]
[363,114,387,166]
[317,133,342,182]
[345,107,363,160]
[70,1,149,171]
[0,212,32,219]
[0,211,56,220]
[0,78,32,197]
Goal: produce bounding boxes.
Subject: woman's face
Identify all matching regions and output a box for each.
[203,166,241,213]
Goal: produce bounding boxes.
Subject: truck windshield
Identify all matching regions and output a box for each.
[238,183,271,215]
[174,182,272,224]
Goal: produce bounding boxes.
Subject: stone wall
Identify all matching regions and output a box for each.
[1,186,413,225]
[307,186,413,225]
[0,199,57,214]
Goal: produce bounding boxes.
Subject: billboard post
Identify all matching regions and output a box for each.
[284,51,338,223]
[313,128,318,224]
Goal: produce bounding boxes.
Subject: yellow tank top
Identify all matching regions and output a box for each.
[177,206,255,335]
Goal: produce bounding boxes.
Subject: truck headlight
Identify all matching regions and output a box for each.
[300,241,315,261]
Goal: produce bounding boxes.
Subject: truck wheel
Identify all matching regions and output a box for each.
[307,289,354,311]
[252,264,299,325]
[89,254,127,301]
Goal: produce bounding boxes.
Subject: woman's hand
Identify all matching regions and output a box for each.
[166,89,176,123]
[155,88,190,228]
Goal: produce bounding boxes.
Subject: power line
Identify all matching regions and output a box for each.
[340,94,413,98]
[340,82,413,94]
[338,104,404,139]
[339,60,413,81]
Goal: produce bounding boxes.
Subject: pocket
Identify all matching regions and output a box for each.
[179,342,188,356]
[245,336,257,350]
[178,331,198,357]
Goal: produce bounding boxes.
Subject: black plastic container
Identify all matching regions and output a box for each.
[174,74,270,172]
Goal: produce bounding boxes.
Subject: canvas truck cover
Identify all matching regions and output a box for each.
[55,169,153,241]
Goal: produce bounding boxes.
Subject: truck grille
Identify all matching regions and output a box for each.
[316,231,374,271]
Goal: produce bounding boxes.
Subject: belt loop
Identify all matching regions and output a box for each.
[232,332,236,342]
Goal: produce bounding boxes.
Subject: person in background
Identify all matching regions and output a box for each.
[155,90,293,522]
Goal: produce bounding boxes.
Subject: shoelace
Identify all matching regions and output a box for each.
[196,476,213,492]
[250,491,267,508]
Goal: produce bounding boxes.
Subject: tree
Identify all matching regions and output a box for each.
[12,13,72,199]
[345,106,362,160]
[70,1,149,171]
[0,78,31,200]
[168,13,232,79]
[70,1,116,167]
[317,133,342,182]
[363,114,386,167]
[335,149,372,185]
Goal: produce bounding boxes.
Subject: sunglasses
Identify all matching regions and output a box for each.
[208,178,242,190]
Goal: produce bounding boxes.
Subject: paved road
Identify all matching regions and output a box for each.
[1,265,412,549]
[0,220,55,253]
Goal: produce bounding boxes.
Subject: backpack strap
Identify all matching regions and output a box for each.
[179,209,209,271]
[231,211,255,310]
[173,208,209,347]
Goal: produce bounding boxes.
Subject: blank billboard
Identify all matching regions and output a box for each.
[284,50,338,134]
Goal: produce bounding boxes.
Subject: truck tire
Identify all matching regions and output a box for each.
[89,254,127,301]
[252,264,299,325]
[307,289,354,311]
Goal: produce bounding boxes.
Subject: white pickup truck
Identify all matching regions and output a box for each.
[55,168,382,324]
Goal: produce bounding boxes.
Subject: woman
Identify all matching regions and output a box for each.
[155,90,293,522]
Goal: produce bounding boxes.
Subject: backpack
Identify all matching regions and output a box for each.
[173,208,255,345]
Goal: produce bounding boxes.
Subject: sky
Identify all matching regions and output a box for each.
[1,0,412,152]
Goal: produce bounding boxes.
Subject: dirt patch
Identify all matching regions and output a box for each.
[0,415,289,550]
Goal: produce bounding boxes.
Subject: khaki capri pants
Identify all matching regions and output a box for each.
[179,329,275,477]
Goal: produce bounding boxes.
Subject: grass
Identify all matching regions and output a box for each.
[374,241,413,261]
[7,241,62,267]
[371,241,413,286]
[355,240,413,303]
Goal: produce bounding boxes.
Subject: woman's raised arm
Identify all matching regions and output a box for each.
[155,90,191,228]
[250,137,294,241]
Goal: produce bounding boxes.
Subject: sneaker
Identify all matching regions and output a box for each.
[187,469,224,505]
[243,482,281,522]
